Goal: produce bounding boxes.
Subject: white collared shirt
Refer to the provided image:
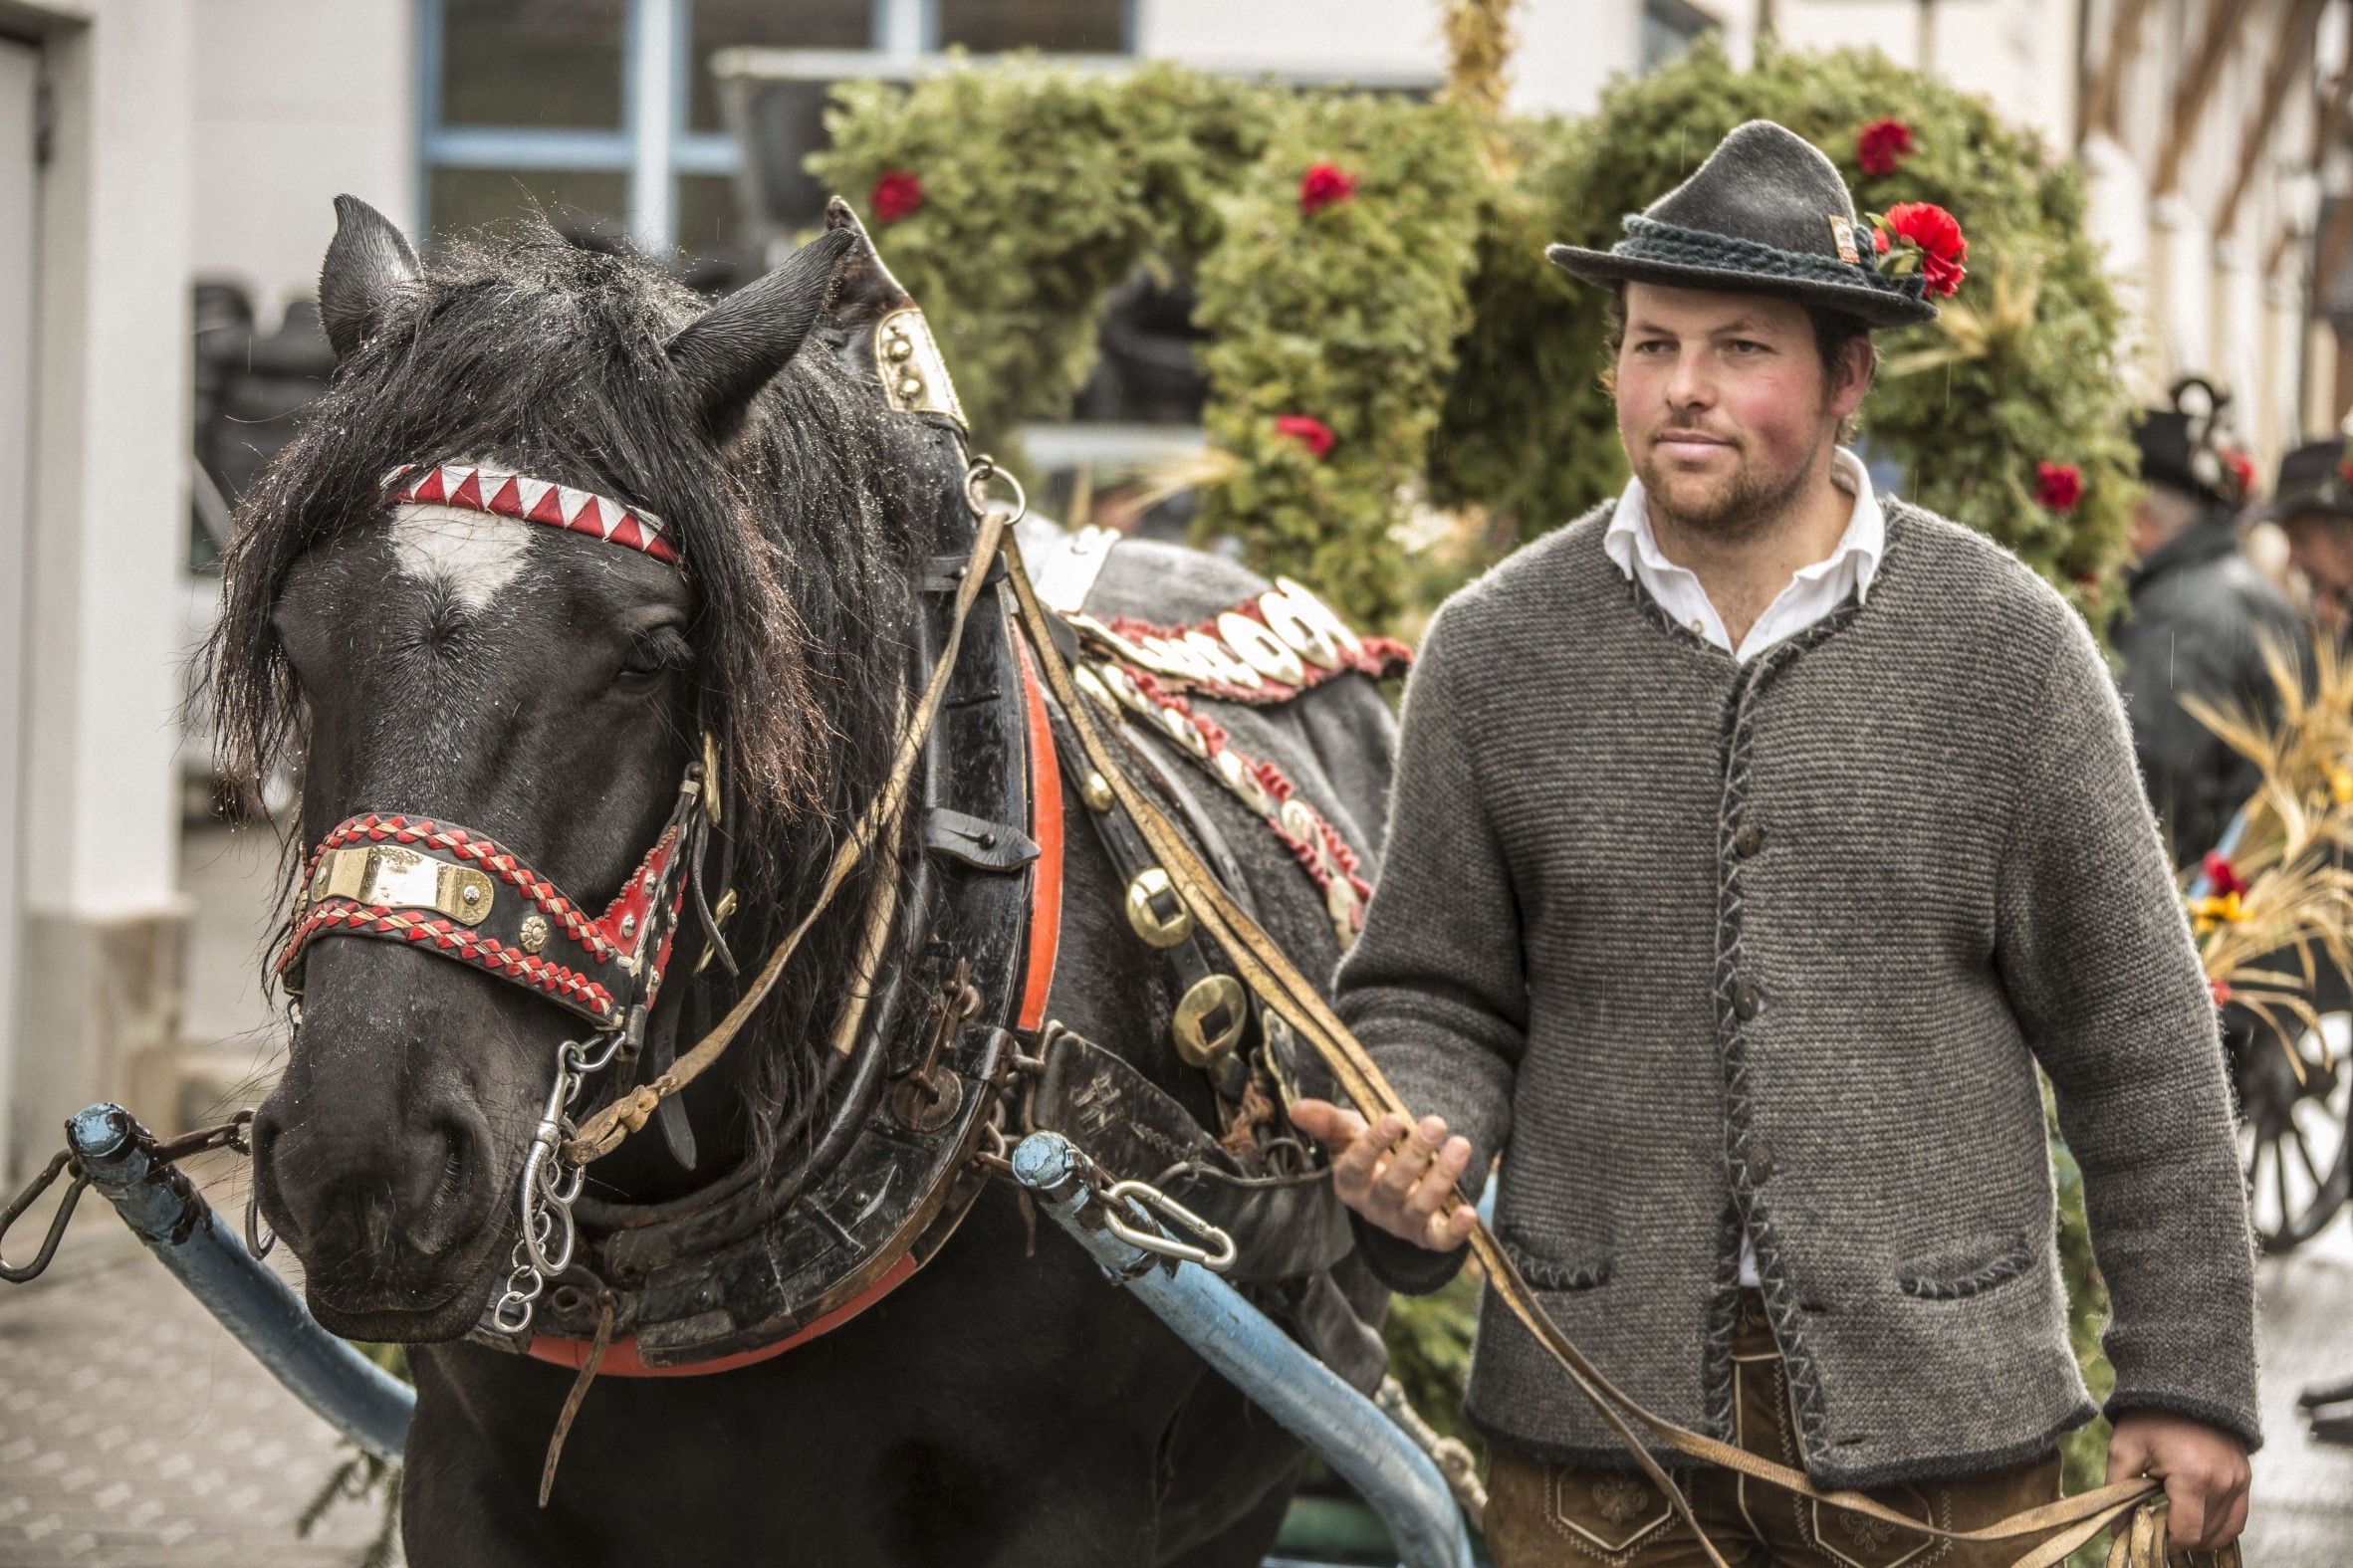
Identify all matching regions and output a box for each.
[1603,447,1885,664]
[1603,449,1883,1287]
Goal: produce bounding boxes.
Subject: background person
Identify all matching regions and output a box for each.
[1291,120,2257,1567]
[2115,380,2301,867]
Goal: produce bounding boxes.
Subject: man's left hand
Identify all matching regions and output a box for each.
[2106,1411,2250,1551]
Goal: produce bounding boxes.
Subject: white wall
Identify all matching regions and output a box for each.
[19,0,193,928]
[191,0,415,323]
[1510,0,1646,118]
[1134,0,1448,85]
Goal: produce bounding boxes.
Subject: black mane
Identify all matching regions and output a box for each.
[208,222,935,1162]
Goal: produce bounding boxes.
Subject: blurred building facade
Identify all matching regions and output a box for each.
[1,0,2349,1174]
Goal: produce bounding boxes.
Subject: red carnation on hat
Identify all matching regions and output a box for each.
[1298,162,1357,214]
[2221,447,2256,499]
[1856,118,1914,176]
[1275,414,1335,459]
[2203,849,2248,898]
[2033,462,2083,512]
[1869,202,1967,298]
[871,171,924,224]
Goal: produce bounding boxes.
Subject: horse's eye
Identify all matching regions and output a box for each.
[618,627,688,682]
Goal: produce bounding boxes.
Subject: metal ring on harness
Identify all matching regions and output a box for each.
[1101,1179,1239,1272]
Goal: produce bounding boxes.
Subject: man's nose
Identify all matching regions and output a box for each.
[1663,347,1714,410]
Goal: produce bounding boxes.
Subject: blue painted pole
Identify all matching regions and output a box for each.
[1011,1132,1475,1568]
[65,1104,415,1461]
[2185,805,2249,900]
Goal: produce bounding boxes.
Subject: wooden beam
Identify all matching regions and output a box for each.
[2085,0,2162,137]
[2157,0,2262,195]
[2267,5,2353,282]
[2219,0,2328,236]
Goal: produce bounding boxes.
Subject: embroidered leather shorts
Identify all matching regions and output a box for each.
[1485,1291,2064,1568]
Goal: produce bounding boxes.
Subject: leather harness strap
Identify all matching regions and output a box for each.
[998,534,2172,1568]
[523,608,1066,1379]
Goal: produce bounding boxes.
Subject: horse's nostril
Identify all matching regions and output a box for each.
[402,1116,492,1258]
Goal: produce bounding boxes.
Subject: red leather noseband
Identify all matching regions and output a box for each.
[280,794,698,1035]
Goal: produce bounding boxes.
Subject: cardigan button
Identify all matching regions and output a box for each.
[1734,821,1764,858]
[1747,1142,1778,1185]
[1732,981,1763,1021]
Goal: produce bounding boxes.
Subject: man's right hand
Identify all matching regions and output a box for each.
[1290,1100,1479,1252]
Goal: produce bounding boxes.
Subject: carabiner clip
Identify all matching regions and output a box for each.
[1,1150,91,1284]
[1100,1179,1238,1273]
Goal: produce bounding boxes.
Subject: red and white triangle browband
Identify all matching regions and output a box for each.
[380,462,681,565]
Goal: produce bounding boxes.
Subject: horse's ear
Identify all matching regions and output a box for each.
[665,226,857,441]
[820,197,914,332]
[318,194,419,360]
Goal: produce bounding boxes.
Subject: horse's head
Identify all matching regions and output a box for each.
[224,196,957,1340]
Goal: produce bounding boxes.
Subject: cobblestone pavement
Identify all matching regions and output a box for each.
[4,1168,2351,1566]
[0,1158,394,1568]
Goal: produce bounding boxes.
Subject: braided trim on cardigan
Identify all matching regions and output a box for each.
[1709,602,1866,1469]
[1617,216,1929,304]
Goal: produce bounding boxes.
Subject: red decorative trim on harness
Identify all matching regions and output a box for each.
[1118,666,1374,940]
[1087,601,1411,707]
[527,1253,921,1378]
[1015,630,1062,1032]
[280,812,687,1031]
[381,461,681,566]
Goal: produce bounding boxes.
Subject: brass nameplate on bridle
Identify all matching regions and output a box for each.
[318,845,495,927]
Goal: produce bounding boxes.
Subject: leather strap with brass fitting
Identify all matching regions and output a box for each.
[1044,700,1253,1093]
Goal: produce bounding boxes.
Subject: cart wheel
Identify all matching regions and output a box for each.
[2239,1013,2351,1253]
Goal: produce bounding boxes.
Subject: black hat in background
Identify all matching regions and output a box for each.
[1544,120,1939,330]
[2258,439,2353,524]
[2133,377,2249,510]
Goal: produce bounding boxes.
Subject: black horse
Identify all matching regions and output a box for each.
[210,198,1399,1565]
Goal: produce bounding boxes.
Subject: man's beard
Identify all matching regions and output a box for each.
[1636,431,1814,544]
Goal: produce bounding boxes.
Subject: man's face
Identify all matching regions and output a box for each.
[2284,511,2353,610]
[1614,283,1866,538]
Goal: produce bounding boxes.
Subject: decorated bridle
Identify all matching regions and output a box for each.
[278,461,727,1329]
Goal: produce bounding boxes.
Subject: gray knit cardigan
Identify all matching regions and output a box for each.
[1335,502,2260,1488]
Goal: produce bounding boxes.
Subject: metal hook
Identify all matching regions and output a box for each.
[0,1150,92,1284]
[244,1170,277,1260]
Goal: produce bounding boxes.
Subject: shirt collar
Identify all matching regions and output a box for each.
[1602,447,1885,601]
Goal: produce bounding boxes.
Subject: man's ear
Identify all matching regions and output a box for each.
[1829,336,1877,420]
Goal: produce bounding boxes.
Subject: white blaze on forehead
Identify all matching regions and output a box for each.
[389,502,534,611]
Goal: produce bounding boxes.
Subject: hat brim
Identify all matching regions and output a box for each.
[2254,491,2353,524]
[1545,243,1939,330]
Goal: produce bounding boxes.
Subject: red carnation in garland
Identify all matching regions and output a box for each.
[2033,462,2083,512]
[2203,849,2249,898]
[1869,201,1967,298]
[1275,414,1335,459]
[871,171,924,225]
[1298,162,1357,214]
[1855,118,1914,176]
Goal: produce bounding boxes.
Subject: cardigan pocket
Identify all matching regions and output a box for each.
[1895,1234,2033,1301]
[1499,1228,1615,1293]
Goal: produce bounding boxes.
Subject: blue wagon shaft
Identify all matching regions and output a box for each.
[1011,1131,1477,1568]
[7,1103,416,1461]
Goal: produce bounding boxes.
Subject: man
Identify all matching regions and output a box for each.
[2263,437,2353,638]
[1291,121,2256,1566]
[2114,380,2300,867]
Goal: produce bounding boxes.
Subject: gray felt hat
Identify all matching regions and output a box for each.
[1545,119,1939,329]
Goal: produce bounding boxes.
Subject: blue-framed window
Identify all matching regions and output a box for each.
[418,0,1131,260]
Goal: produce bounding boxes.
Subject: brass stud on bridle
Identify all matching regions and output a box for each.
[1123,867,1194,949]
[1172,974,1249,1071]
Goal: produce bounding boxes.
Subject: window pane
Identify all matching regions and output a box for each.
[677,173,744,259]
[736,78,838,234]
[936,0,1127,53]
[440,0,626,128]
[429,167,631,245]
[689,0,874,133]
